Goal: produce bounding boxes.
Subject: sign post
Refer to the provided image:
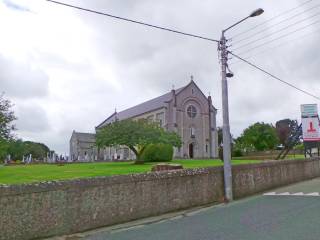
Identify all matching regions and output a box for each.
[301,104,320,157]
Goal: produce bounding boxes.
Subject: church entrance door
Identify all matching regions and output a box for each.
[189,143,194,159]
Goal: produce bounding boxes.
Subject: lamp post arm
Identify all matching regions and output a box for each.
[223,16,250,33]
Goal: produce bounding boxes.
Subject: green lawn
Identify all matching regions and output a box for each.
[0,159,261,185]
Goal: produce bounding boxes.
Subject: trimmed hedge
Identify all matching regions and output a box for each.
[141,144,173,162]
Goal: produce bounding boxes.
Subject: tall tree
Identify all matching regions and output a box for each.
[0,138,9,160]
[7,140,51,160]
[0,94,16,160]
[7,139,26,160]
[0,93,16,140]
[23,141,50,159]
[96,119,182,163]
[275,119,299,147]
[237,122,279,152]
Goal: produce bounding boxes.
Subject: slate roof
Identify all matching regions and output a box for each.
[71,131,96,142]
[95,80,217,129]
[96,86,184,129]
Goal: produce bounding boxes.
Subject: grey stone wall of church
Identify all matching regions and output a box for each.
[173,83,214,158]
[69,133,96,162]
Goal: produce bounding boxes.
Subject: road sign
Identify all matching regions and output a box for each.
[302,117,320,141]
[301,104,318,117]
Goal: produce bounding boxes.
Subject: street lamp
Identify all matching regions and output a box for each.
[220,8,264,202]
[250,8,264,17]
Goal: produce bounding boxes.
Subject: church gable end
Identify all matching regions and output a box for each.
[175,80,209,114]
[170,80,217,159]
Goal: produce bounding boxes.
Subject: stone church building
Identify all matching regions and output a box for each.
[70,80,218,161]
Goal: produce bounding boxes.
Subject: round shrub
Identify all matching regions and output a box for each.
[232,149,243,157]
[141,144,173,162]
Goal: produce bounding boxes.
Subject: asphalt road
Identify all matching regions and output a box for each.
[60,178,320,240]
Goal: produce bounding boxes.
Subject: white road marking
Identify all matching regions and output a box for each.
[305,192,320,196]
[278,192,291,196]
[263,192,320,197]
[292,192,304,196]
[263,192,276,196]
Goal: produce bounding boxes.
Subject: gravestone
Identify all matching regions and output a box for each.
[151,163,183,172]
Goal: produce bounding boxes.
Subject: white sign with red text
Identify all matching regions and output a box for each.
[302,117,320,141]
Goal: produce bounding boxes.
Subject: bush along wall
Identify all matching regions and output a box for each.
[141,144,173,162]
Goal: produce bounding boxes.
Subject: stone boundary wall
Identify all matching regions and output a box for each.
[232,158,320,198]
[1,158,320,240]
[0,168,224,240]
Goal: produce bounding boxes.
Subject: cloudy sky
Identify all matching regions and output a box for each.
[1,0,319,154]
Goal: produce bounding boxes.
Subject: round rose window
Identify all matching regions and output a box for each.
[187,105,197,118]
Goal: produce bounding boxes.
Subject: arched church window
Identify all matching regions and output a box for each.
[190,127,195,138]
[187,105,197,118]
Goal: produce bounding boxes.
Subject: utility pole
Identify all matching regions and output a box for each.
[219,8,264,202]
[220,31,233,201]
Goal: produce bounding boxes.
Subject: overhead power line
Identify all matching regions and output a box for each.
[45,0,219,43]
[234,18,320,56]
[47,0,320,101]
[228,51,320,100]
[230,27,320,65]
[232,3,320,45]
[232,11,320,51]
[230,0,315,39]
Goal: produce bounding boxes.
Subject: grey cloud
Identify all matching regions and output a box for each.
[3,0,30,12]
[15,103,50,132]
[287,33,320,84]
[33,50,91,72]
[74,0,260,94]
[0,55,49,99]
